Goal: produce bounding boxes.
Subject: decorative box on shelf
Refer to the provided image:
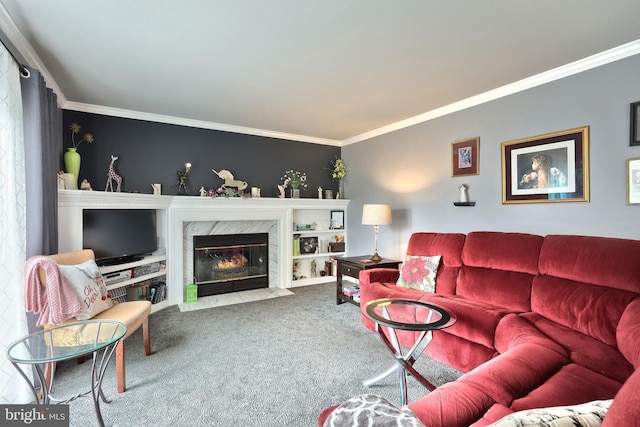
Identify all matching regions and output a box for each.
[329,242,345,252]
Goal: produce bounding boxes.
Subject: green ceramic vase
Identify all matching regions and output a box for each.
[64,148,81,189]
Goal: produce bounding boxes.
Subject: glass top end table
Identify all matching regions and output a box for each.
[363,298,456,405]
[7,319,127,427]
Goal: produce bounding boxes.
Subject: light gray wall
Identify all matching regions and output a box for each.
[343,54,640,260]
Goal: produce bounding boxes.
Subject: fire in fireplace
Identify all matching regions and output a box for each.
[193,233,268,296]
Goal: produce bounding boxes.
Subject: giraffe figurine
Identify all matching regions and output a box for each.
[105,155,122,192]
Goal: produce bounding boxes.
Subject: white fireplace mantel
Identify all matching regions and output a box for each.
[58,190,349,305]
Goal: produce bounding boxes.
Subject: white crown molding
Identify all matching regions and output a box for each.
[342,39,640,146]
[62,101,342,147]
[0,2,67,106]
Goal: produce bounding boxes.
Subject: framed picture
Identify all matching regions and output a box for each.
[501,126,590,204]
[299,236,318,254]
[452,137,479,177]
[330,210,344,229]
[626,158,640,204]
[631,101,640,146]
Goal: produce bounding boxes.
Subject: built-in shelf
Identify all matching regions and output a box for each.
[58,190,349,305]
[99,254,168,313]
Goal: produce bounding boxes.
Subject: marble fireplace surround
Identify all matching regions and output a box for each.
[168,197,290,304]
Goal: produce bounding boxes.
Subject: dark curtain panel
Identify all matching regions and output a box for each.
[21,66,61,257]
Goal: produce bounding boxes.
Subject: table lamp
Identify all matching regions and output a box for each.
[362,204,392,262]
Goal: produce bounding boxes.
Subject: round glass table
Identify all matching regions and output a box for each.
[363,298,456,405]
[7,319,127,427]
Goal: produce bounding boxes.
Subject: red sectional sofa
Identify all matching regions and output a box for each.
[320,231,640,426]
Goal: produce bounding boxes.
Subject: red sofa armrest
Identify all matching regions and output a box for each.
[359,268,400,286]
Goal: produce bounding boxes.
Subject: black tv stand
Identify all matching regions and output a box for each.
[96,255,145,267]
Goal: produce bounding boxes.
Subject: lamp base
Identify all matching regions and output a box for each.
[370,252,383,262]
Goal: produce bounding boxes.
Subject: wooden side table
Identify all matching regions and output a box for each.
[336,255,401,305]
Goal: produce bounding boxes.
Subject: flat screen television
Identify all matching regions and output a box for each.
[83,209,158,266]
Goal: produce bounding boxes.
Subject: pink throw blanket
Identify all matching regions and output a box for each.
[25,256,82,326]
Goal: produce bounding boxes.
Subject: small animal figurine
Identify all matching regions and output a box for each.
[105,155,122,192]
[212,169,248,190]
[80,179,93,190]
[277,185,285,198]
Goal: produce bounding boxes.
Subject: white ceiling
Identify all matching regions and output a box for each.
[2,1,640,145]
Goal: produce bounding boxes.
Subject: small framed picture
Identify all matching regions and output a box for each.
[299,236,319,254]
[501,126,589,204]
[452,137,479,177]
[631,101,640,146]
[330,210,344,229]
[626,158,640,204]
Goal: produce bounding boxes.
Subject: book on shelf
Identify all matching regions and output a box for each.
[126,280,167,304]
[342,286,359,296]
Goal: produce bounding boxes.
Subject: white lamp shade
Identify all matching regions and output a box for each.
[362,204,392,225]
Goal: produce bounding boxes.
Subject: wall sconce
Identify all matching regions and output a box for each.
[362,204,392,262]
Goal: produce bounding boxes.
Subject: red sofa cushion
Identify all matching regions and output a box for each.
[617,299,640,368]
[457,342,568,407]
[494,313,567,357]
[407,380,496,427]
[510,364,622,411]
[519,312,633,383]
[539,234,640,293]
[531,275,637,347]
[457,266,534,312]
[457,232,542,311]
[461,232,543,276]
[601,368,640,427]
[420,295,509,349]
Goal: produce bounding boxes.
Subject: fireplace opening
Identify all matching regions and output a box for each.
[193,233,268,297]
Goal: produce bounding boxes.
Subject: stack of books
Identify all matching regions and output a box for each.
[343,286,360,302]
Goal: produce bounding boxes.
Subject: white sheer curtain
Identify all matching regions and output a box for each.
[0,44,30,403]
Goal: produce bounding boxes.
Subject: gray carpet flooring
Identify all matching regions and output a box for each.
[50,283,461,426]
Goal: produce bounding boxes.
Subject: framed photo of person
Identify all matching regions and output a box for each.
[626,158,640,204]
[452,137,479,177]
[501,126,589,204]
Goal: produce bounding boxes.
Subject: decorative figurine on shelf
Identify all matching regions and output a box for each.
[105,155,122,192]
[318,187,323,199]
[199,186,207,196]
[277,185,285,198]
[57,171,65,190]
[80,179,93,190]
[459,184,469,203]
[311,259,317,278]
[212,169,248,190]
[176,162,191,195]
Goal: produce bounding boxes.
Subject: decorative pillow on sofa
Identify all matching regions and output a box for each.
[58,260,113,320]
[323,394,426,427]
[396,255,441,293]
[488,399,613,427]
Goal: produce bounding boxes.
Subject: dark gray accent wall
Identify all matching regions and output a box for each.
[61,111,341,197]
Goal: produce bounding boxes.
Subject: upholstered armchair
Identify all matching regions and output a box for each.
[38,249,152,393]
